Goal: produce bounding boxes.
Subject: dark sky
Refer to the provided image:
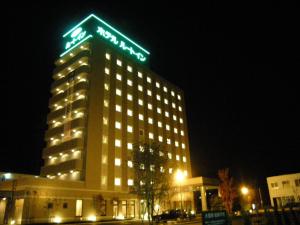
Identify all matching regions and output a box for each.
[1,2,299,199]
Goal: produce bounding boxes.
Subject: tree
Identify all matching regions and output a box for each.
[218,168,238,214]
[131,142,171,225]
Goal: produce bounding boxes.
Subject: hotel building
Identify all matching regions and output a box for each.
[0,14,218,224]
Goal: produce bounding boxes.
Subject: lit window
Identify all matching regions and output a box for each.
[128,161,133,168]
[115,121,121,129]
[101,176,107,185]
[156,82,160,88]
[184,170,188,176]
[174,128,178,133]
[163,86,168,92]
[116,73,122,81]
[180,118,183,124]
[178,94,181,100]
[179,106,182,111]
[168,153,172,159]
[115,139,121,147]
[183,156,187,162]
[127,79,133,86]
[157,108,161,114]
[139,114,144,120]
[158,121,162,127]
[181,130,184,136]
[138,85,143,92]
[138,99,143,106]
[172,103,176,108]
[148,118,153,124]
[105,53,110,60]
[167,139,171,145]
[165,111,169,117]
[171,91,175,96]
[182,143,186,149]
[104,83,109,90]
[128,179,134,186]
[116,89,122,96]
[105,68,110,75]
[138,71,143,78]
[147,77,151,83]
[158,136,163,142]
[160,166,165,173]
[173,115,177,121]
[127,125,133,133]
[156,95,161,101]
[115,178,121,186]
[176,155,180,161]
[148,103,152,110]
[175,141,179,147]
[169,168,173,174]
[76,200,83,217]
[117,59,122,66]
[103,136,107,144]
[127,94,133,101]
[127,109,133,116]
[103,117,108,125]
[128,143,133,150]
[140,164,145,170]
[147,90,152,96]
[149,133,154,139]
[115,158,121,166]
[127,65,132,72]
[166,125,170,131]
[104,100,109,107]
[116,105,122,112]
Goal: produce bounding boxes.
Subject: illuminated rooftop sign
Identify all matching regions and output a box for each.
[60,14,150,63]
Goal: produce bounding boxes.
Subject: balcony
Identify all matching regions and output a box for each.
[42,138,84,158]
[40,159,83,176]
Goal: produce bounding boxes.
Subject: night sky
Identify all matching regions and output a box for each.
[1,2,299,200]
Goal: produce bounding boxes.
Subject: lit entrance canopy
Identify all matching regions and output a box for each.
[60,14,150,63]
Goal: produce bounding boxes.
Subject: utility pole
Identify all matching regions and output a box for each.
[258,187,263,208]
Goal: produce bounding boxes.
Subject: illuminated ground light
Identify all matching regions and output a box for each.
[53,216,62,223]
[87,215,96,221]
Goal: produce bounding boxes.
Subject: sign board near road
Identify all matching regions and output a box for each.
[202,211,228,225]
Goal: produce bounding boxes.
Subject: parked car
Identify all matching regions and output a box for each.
[153,209,195,222]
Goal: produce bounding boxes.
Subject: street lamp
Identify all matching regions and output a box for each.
[175,169,185,213]
[241,186,249,195]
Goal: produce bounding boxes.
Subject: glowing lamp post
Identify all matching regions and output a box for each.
[241,186,249,195]
[175,170,185,212]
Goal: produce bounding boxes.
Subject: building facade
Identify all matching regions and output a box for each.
[267,173,300,208]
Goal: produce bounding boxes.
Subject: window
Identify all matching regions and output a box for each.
[156,95,161,101]
[175,141,179,147]
[147,90,152,96]
[156,82,160,88]
[116,59,122,66]
[127,125,133,133]
[139,129,144,136]
[183,156,187,162]
[127,109,133,116]
[167,139,171,145]
[105,68,110,75]
[171,91,175,96]
[116,73,122,81]
[139,114,144,120]
[104,100,109,107]
[138,71,143,78]
[127,94,133,101]
[48,203,53,209]
[128,179,134,186]
[174,128,178,133]
[149,133,154,139]
[115,139,121,147]
[157,136,162,142]
[150,165,155,171]
[147,77,151,83]
[164,99,169,105]
[166,124,170,131]
[169,168,173,174]
[180,118,183,124]
[115,178,121,186]
[115,122,121,129]
[104,83,109,90]
[157,108,161,114]
[103,136,107,144]
[148,103,152,110]
[177,94,181,100]
[158,121,162,127]
[128,161,133,168]
[115,158,121,166]
[63,202,68,209]
[282,181,290,188]
[172,103,176,108]
[148,117,153,124]
[182,143,186,149]
[179,106,182,112]
[127,79,132,86]
[163,86,168,92]
[138,85,143,92]
[140,164,145,170]
[127,143,133,150]
[116,105,122,112]
[101,176,107,185]
[105,53,110,60]
[173,115,177,121]
[103,117,108,125]
[127,65,132,72]
[176,155,180,161]
[295,179,300,187]
[76,200,83,217]
[165,111,169,117]
[116,89,122,96]
[271,182,278,188]
[138,99,143,106]
[181,130,184,136]
[168,153,172,159]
